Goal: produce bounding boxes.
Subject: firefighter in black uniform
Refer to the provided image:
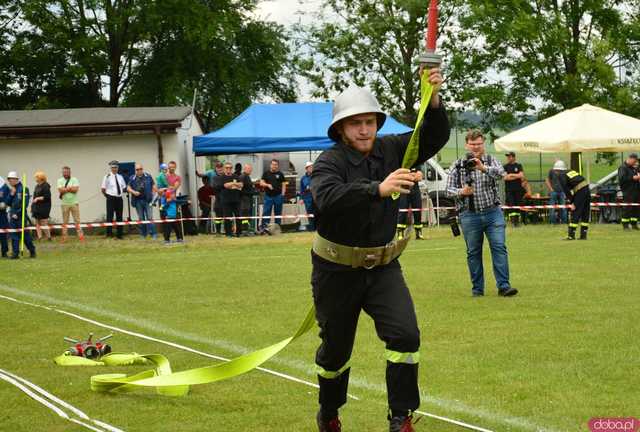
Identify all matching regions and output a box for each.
[239,163,257,235]
[215,162,243,237]
[311,68,449,432]
[561,169,591,240]
[503,152,525,226]
[396,170,425,240]
[618,153,640,230]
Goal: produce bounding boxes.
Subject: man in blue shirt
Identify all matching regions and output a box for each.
[5,172,36,259]
[0,175,10,257]
[299,161,315,231]
[127,163,157,239]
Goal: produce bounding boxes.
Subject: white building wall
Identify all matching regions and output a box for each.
[0,131,190,223]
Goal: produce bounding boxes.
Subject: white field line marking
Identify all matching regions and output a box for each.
[0,368,123,432]
[0,287,558,432]
[0,289,345,399]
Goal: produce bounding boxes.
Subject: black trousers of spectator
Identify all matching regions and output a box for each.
[199,205,211,233]
[398,189,422,228]
[505,189,524,223]
[312,257,420,416]
[223,202,241,236]
[163,221,183,241]
[622,190,640,225]
[106,195,123,238]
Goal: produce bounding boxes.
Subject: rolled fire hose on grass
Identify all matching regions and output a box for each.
[54,306,316,396]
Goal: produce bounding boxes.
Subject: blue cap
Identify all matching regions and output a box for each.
[160,163,168,170]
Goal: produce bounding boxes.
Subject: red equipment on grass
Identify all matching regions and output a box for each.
[63,333,113,359]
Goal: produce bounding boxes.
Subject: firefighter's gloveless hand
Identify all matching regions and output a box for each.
[378,169,416,197]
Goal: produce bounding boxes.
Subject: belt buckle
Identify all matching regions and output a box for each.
[363,253,378,270]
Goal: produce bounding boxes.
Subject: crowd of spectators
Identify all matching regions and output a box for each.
[2,141,638,258]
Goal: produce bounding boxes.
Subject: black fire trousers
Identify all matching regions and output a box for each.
[105,195,123,238]
[570,188,591,226]
[311,256,420,414]
[398,190,422,228]
[505,189,524,221]
[223,202,241,236]
[622,190,640,223]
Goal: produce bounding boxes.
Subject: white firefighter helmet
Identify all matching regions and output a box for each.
[552,160,567,170]
[328,85,386,142]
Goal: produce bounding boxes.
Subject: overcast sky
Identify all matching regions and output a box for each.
[255,0,321,26]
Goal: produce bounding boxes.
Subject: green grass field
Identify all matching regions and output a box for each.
[0,226,638,432]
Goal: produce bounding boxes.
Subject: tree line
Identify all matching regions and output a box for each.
[1,0,639,141]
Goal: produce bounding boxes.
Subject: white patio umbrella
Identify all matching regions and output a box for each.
[495,104,640,153]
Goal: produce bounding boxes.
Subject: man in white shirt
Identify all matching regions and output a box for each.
[101,160,127,239]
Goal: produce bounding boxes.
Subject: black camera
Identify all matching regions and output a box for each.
[463,153,477,170]
[450,218,461,237]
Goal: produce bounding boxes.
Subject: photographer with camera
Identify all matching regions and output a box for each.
[446,130,518,298]
[128,163,158,239]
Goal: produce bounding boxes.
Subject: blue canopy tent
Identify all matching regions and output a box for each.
[193,102,412,156]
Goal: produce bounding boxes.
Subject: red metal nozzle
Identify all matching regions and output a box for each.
[426,0,438,52]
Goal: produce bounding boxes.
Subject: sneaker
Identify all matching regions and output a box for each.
[176,239,184,243]
[29,250,36,259]
[389,415,417,432]
[498,287,518,297]
[316,411,341,432]
[164,240,171,245]
[78,234,85,242]
[472,292,484,297]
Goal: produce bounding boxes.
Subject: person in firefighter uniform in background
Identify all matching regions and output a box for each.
[396,169,425,240]
[0,175,10,257]
[5,171,36,258]
[618,153,640,231]
[310,67,450,432]
[561,169,591,240]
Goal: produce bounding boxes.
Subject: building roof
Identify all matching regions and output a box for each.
[0,106,194,138]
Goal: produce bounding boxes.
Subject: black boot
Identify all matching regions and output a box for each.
[632,221,640,231]
[579,226,588,240]
[509,214,520,227]
[389,415,417,432]
[415,228,424,240]
[396,226,406,240]
[622,221,630,230]
[316,411,341,432]
[566,226,576,240]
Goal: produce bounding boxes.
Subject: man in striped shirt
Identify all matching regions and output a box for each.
[446,129,518,298]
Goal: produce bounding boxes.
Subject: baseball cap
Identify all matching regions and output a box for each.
[7,171,19,179]
[305,161,313,168]
[505,152,516,157]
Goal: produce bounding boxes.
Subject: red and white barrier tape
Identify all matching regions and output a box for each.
[0,202,638,233]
